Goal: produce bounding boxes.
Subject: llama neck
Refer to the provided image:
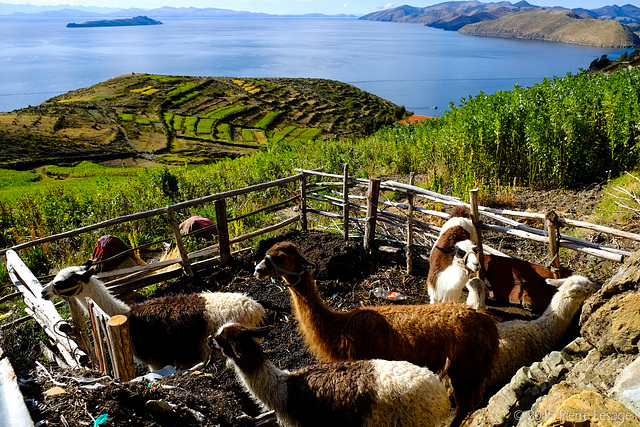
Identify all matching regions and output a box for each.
[432,265,468,303]
[466,284,486,310]
[533,293,582,341]
[287,273,347,357]
[230,357,288,413]
[77,278,130,316]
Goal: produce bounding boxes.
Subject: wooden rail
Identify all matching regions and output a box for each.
[300,169,638,266]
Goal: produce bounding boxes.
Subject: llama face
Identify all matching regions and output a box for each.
[455,240,480,272]
[439,240,480,273]
[546,275,599,299]
[41,266,93,299]
[254,242,315,281]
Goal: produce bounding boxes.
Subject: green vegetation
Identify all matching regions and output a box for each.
[204,105,247,120]
[434,68,640,188]
[0,169,40,189]
[242,129,255,142]
[592,172,640,225]
[196,118,216,134]
[272,126,297,143]
[184,116,198,134]
[255,111,280,129]
[167,82,198,100]
[216,123,232,142]
[44,161,143,178]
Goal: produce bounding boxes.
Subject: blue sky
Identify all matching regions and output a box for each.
[0,1,632,16]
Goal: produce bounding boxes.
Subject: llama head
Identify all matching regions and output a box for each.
[545,275,600,302]
[436,240,480,273]
[254,241,316,286]
[466,277,487,306]
[41,262,94,300]
[208,323,273,370]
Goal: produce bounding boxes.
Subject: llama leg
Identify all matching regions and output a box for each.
[448,381,476,427]
[448,367,484,427]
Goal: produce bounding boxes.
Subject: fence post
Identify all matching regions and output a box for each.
[469,189,485,280]
[87,299,109,374]
[68,298,97,366]
[167,207,194,276]
[546,210,562,278]
[406,173,415,274]
[215,199,232,265]
[107,315,136,382]
[364,178,381,254]
[299,173,308,232]
[6,250,84,369]
[343,163,350,240]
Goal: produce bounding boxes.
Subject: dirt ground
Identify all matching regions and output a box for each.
[14,186,640,427]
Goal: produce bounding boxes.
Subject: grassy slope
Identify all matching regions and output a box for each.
[0,74,406,168]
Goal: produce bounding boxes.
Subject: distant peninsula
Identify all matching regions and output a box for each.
[459,9,639,48]
[360,1,640,48]
[66,16,162,28]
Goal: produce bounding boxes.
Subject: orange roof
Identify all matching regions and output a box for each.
[397,115,436,125]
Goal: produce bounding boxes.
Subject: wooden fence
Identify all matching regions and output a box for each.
[4,167,640,379]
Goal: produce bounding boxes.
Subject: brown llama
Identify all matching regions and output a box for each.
[254,241,499,427]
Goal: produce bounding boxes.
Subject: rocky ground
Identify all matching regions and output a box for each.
[9,186,640,426]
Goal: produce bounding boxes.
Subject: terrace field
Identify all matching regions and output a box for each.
[0,74,407,168]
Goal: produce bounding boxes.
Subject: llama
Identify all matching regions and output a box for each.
[41,264,265,371]
[465,277,487,310]
[254,241,499,427]
[485,275,599,392]
[427,213,481,305]
[483,254,571,311]
[209,322,452,427]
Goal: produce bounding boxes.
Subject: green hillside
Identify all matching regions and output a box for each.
[0,74,407,168]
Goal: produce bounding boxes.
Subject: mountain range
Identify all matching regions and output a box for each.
[0,3,353,18]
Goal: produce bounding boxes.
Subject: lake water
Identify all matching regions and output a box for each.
[0,16,629,116]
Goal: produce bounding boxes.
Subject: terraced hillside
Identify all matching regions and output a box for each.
[0,74,407,168]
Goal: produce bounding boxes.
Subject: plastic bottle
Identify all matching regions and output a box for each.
[373,287,406,302]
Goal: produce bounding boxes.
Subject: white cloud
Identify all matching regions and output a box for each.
[378,3,393,10]
[343,3,348,7]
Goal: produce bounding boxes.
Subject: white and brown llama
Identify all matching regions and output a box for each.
[41,263,265,371]
[427,208,483,307]
[209,322,452,427]
[254,241,499,427]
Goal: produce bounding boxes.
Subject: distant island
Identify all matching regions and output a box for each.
[66,16,162,28]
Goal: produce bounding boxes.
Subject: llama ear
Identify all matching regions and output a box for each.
[545,278,565,288]
[247,325,274,339]
[78,268,94,283]
[295,252,316,268]
[436,245,455,255]
[302,257,317,268]
[229,339,245,360]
